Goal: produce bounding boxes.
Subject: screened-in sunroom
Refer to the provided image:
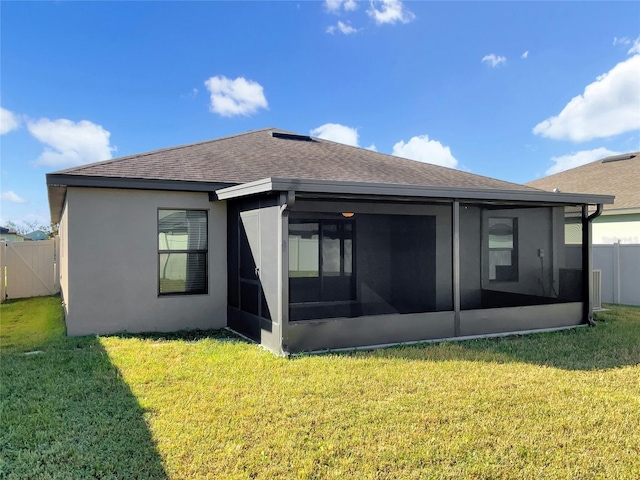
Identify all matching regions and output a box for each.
[218,177,613,355]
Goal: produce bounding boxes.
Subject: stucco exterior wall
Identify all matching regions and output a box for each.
[59,200,69,317]
[64,187,227,336]
[592,214,640,244]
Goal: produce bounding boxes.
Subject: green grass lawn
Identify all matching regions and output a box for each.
[1,297,639,479]
[0,296,65,353]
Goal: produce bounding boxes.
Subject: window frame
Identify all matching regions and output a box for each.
[289,218,356,304]
[488,216,519,283]
[158,208,209,296]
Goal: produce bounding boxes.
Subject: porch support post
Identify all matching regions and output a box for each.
[279,192,291,353]
[582,205,593,325]
[453,200,461,336]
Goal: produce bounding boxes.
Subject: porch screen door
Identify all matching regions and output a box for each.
[239,211,270,320]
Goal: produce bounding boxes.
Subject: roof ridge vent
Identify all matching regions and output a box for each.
[602,153,637,163]
[271,131,313,141]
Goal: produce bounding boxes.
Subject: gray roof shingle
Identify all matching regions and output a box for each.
[526,152,639,210]
[50,127,537,192]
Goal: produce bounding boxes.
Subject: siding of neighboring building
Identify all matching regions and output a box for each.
[526,152,639,245]
[592,213,640,244]
[0,233,25,242]
[63,187,227,335]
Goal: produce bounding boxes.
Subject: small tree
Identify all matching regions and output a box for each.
[3,220,59,238]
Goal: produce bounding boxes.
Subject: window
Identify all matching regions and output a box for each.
[488,217,518,282]
[289,220,354,303]
[158,209,207,295]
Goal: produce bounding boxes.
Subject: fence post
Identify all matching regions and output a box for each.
[0,242,5,303]
[54,236,60,293]
[613,241,621,304]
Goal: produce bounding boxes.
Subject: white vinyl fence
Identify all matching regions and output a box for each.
[593,243,640,306]
[0,239,60,302]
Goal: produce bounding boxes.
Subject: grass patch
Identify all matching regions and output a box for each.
[0,296,65,353]
[0,297,167,479]
[1,298,639,478]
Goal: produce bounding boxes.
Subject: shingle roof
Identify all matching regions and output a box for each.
[526,152,639,211]
[50,127,537,192]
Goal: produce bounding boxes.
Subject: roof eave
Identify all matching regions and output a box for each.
[47,184,67,225]
[46,173,235,192]
[216,177,615,206]
[46,173,237,224]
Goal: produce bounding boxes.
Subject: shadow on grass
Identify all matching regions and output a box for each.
[0,335,168,479]
[339,306,640,371]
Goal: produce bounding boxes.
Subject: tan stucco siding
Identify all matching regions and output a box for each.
[64,187,227,336]
[59,200,69,318]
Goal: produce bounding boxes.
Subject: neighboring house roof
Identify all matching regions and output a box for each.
[0,226,20,236]
[46,127,614,223]
[0,226,26,241]
[25,230,48,241]
[526,152,639,212]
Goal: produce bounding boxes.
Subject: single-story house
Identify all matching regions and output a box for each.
[527,152,639,307]
[0,227,26,242]
[46,128,614,355]
[24,230,48,241]
[527,152,639,244]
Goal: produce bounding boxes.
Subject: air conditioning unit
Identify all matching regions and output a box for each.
[592,269,602,310]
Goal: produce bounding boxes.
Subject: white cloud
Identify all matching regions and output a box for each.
[27,118,115,168]
[310,123,359,146]
[521,50,529,59]
[392,134,458,168]
[545,148,620,175]
[1,107,20,135]
[533,54,640,142]
[629,36,640,55]
[0,191,26,203]
[325,0,358,13]
[482,54,507,67]
[367,0,415,25]
[366,144,377,151]
[613,36,631,46]
[344,0,358,11]
[327,21,359,35]
[204,75,268,117]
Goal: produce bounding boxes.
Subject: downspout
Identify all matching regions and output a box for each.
[582,204,604,326]
[278,191,294,355]
[587,204,604,222]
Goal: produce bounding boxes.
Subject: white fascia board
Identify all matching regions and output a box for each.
[215,177,275,199]
[216,177,615,206]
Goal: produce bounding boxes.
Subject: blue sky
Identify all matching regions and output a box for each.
[1,1,639,227]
